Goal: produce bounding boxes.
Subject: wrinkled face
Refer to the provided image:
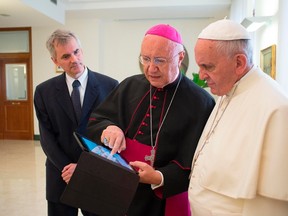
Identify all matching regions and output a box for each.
[140,35,184,88]
[52,37,85,79]
[194,39,239,96]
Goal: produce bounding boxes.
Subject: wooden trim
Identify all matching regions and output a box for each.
[0,27,34,140]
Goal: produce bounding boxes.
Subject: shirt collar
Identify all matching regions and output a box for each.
[66,67,88,87]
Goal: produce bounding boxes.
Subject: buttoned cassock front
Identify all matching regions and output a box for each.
[86,74,215,216]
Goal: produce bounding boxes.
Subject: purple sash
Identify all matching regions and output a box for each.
[120,138,151,164]
[164,191,191,216]
[121,138,191,216]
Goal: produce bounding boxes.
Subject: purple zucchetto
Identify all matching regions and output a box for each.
[145,24,183,44]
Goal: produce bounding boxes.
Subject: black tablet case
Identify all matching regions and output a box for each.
[60,151,139,216]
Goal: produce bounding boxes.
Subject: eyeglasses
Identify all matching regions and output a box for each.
[139,52,181,66]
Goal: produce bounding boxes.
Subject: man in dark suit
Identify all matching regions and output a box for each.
[34,29,118,216]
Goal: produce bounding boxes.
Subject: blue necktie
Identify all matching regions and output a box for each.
[71,80,81,123]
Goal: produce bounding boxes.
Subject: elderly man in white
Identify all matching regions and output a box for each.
[188,19,288,216]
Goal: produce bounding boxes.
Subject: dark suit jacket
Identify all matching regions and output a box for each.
[34,68,118,202]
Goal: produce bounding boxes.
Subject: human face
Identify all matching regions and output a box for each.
[194,39,239,96]
[52,38,85,79]
[140,35,184,88]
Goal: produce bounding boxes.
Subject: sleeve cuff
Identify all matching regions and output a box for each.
[151,170,164,190]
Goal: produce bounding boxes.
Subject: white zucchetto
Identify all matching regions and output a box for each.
[198,19,251,40]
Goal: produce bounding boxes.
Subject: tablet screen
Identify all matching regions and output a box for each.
[75,133,134,171]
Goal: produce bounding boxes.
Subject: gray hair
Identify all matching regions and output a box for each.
[215,39,253,66]
[46,29,81,59]
[165,39,185,56]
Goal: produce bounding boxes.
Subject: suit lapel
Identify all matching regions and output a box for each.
[55,73,77,124]
[81,70,100,120]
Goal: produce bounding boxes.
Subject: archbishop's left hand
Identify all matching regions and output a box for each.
[130,161,162,185]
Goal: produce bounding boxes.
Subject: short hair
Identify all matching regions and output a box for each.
[46,29,81,59]
[214,39,253,66]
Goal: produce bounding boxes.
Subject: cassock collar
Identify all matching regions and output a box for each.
[226,66,261,99]
[152,73,182,91]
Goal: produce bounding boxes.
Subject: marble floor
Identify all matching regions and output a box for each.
[0,139,84,216]
[0,139,46,215]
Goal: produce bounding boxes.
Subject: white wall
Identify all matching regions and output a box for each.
[230,0,286,85]
[32,17,217,135]
[276,0,288,93]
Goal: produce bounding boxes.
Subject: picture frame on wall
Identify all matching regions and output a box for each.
[55,65,64,73]
[260,44,276,79]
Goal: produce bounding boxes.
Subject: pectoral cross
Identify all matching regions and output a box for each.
[145,148,155,166]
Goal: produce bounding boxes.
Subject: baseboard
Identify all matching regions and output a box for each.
[34,134,40,140]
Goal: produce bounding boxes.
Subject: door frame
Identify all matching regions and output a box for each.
[0,27,34,140]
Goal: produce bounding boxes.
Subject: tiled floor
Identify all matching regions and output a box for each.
[0,139,46,215]
[0,139,85,216]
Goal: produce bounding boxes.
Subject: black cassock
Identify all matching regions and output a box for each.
[86,74,215,216]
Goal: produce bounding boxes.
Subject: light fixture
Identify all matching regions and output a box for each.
[241,16,271,32]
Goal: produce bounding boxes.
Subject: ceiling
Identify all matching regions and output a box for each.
[0,0,231,28]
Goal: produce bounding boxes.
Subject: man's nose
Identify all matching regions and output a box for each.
[147,62,158,71]
[70,53,78,62]
[199,70,208,80]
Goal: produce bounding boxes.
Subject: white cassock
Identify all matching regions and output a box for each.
[188,66,288,216]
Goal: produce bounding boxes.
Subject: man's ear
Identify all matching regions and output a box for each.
[235,54,248,76]
[178,51,185,67]
[51,56,58,65]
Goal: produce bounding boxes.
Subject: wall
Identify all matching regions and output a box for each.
[32,0,287,136]
[230,0,278,65]
[32,17,218,135]
[276,0,288,93]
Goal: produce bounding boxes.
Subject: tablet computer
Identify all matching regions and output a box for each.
[61,150,139,215]
[73,132,134,171]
